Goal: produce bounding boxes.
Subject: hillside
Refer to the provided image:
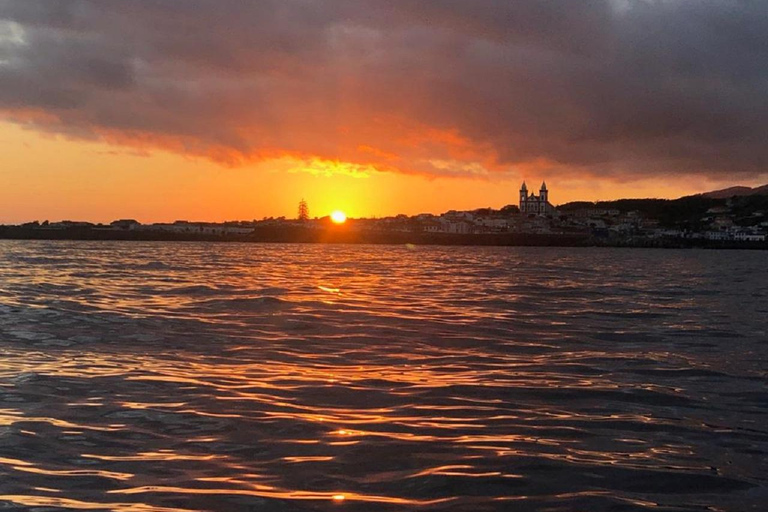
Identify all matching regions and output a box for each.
[702,184,768,199]
[558,196,725,228]
[558,184,768,229]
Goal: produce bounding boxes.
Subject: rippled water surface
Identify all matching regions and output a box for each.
[0,241,766,511]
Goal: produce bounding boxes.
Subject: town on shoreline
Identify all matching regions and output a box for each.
[2,183,767,249]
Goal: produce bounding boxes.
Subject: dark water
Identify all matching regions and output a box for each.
[0,241,766,511]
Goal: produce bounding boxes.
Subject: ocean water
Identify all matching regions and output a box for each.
[0,240,766,512]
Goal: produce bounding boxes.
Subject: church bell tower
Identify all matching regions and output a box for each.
[520,182,528,211]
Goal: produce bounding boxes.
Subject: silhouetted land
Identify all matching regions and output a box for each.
[559,194,768,231]
[0,225,586,246]
[1,225,766,249]
[3,186,767,248]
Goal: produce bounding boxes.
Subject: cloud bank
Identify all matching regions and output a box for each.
[1,0,766,180]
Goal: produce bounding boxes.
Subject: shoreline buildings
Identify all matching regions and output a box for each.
[4,179,767,245]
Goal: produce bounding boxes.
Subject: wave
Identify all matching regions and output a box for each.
[0,242,767,511]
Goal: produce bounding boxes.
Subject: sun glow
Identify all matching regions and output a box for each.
[330,211,347,224]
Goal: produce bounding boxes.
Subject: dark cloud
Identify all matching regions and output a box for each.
[1,0,766,179]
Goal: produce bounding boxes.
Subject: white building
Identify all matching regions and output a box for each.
[705,231,730,241]
[520,182,554,215]
[733,231,766,242]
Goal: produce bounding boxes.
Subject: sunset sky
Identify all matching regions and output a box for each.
[1,1,767,223]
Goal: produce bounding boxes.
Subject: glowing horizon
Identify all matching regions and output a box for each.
[2,122,764,226]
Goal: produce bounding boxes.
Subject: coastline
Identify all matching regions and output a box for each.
[1,225,766,249]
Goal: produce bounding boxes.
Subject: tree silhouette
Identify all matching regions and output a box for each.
[298,199,310,221]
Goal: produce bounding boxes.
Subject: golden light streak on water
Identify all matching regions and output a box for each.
[108,485,455,506]
[12,466,134,481]
[0,495,196,512]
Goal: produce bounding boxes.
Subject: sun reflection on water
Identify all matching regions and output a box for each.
[0,242,766,510]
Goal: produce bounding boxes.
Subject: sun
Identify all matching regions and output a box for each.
[330,211,347,224]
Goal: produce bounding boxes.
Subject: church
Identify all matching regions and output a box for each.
[519,181,554,215]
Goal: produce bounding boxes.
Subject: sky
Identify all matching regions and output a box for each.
[1,0,767,223]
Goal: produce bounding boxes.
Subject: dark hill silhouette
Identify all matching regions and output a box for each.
[701,184,768,199]
[558,183,768,228]
[558,196,724,229]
